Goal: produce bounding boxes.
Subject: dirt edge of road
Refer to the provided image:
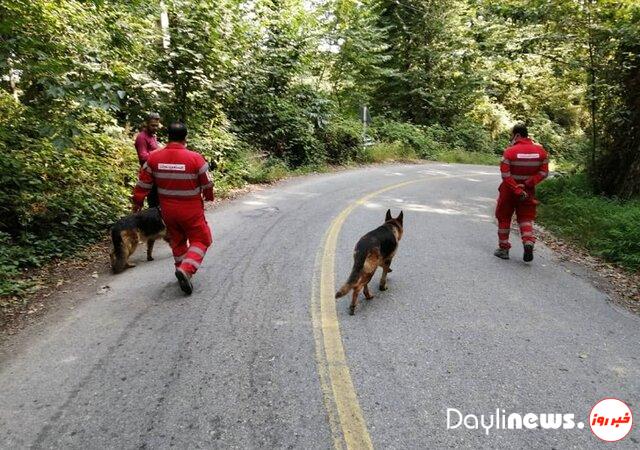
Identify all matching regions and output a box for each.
[535,225,640,317]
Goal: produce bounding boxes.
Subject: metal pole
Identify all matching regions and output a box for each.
[160,0,170,49]
[363,105,368,148]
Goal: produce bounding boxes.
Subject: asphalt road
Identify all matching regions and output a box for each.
[1,163,639,449]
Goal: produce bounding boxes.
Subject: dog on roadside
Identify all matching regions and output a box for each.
[110,207,169,274]
[335,209,404,315]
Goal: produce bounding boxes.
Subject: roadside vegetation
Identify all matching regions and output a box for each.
[1,0,639,309]
[538,175,640,272]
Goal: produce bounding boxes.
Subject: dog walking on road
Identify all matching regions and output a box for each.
[109,207,168,274]
[335,209,404,315]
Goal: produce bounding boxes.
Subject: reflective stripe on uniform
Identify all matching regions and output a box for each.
[153,172,198,180]
[512,174,530,180]
[142,162,152,174]
[519,221,533,227]
[499,239,510,244]
[501,159,511,165]
[521,232,533,237]
[137,180,153,189]
[187,246,206,257]
[201,181,213,190]
[181,258,201,269]
[498,228,511,233]
[174,253,187,262]
[198,163,210,174]
[539,170,548,177]
[157,187,202,196]
[501,172,511,178]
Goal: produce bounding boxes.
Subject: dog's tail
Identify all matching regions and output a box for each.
[110,227,126,273]
[335,251,366,299]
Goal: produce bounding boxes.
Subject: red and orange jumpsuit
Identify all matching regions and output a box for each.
[132,142,214,277]
[496,138,549,249]
[134,129,160,207]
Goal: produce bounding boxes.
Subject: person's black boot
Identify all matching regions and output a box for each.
[175,269,193,295]
[494,248,510,260]
[523,242,534,262]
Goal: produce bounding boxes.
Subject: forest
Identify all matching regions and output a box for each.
[1,0,639,298]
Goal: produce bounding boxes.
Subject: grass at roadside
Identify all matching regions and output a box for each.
[433,149,499,165]
[359,143,500,166]
[359,142,419,163]
[537,174,640,272]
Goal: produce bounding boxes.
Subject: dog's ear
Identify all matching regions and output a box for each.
[385,209,392,222]
[397,211,403,224]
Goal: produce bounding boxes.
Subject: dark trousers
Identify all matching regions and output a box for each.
[147,184,159,208]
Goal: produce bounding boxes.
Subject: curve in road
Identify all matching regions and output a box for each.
[1,163,639,449]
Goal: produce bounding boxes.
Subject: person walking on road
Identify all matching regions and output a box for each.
[132,122,214,295]
[134,112,161,208]
[494,123,549,262]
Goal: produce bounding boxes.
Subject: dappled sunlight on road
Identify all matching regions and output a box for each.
[469,196,496,204]
[361,194,494,223]
[403,203,462,215]
[383,172,407,177]
[468,170,497,176]
[243,200,268,206]
[417,169,454,177]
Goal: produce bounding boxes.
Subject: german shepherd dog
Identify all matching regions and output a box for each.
[110,207,168,274]
[335,209,404,315]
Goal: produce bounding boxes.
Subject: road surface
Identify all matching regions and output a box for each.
[1,163,639,449]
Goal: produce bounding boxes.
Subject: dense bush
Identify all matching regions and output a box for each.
[446,121,502,154]
[372,120,437,158]
[528,117,587,166]
[371,119,505,160]
[538,174,640,271]
[358,142,418,163]
[320,117,363,163]
[0,99,139,295]
[231,85,329,168]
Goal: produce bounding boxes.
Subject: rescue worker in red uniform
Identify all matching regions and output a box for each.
[132,122,214,294]
[494,123,549,262]
[134,112,161,208]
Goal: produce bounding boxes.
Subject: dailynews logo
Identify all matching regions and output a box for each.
[589,398,633,442]
[446,409,583,436]
[447,398,633,441]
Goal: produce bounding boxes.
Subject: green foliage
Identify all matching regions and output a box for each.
[434,150,500,166]
[594,3,640,198]
[373,121,438,158]
[446,121,502,154]
[358,142,418,164]
[244,158,291,185]
[187,112,240,167]
[320,117,364,163]
[1,0,640,301]
[372,120,502,159]
[373,0,482,124]
[0,95,136,296]
[538,174,640,271]
[317,0,391,110]
[231,84,330,167]
[0,232,32,297]
[528,118,587,165]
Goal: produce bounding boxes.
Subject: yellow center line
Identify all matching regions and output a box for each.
[312,172,496,448]
[312,172,489,449]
